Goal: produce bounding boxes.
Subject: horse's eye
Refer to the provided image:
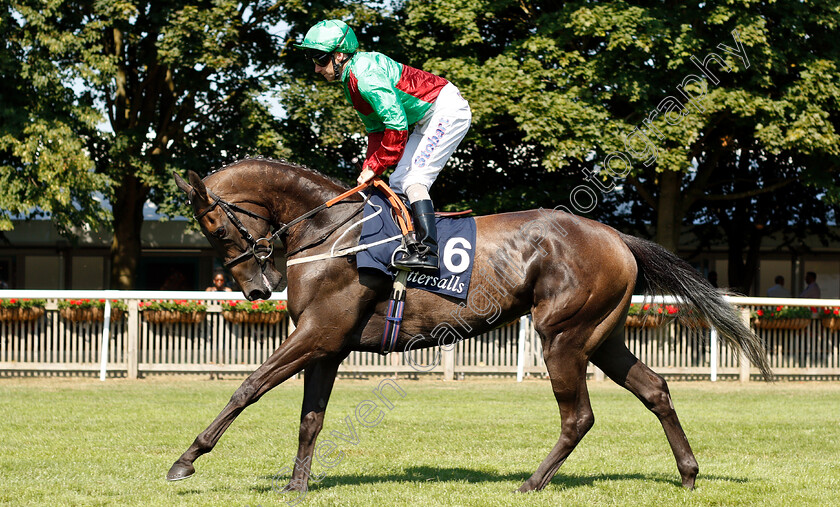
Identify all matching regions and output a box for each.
[213,227,226,239]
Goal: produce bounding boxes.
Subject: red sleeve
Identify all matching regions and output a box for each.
[365,131,384,160]
[363,129,408,175]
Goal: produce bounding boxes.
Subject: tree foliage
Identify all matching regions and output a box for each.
[4,0,840,291]
[1,0,109,234]
[278,1,840,231]
[6,0,289,287]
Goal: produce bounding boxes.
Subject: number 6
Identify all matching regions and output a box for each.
[443,237,472,273]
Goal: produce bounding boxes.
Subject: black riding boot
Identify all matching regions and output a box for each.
[393,200,439,274]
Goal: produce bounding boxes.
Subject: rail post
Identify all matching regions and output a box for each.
[443,347,455,381]
[710,328,718,382]
[517,315,528,382]
[127,299,139,379]
[99,298,112,381]
[739,307,751,382]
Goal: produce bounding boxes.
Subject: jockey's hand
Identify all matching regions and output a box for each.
[357,168,376,186]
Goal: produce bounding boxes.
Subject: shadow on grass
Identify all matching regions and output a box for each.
[249,466,750,493]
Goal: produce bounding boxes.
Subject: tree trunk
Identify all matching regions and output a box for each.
[110,174,148,289]
[655,170,682,253]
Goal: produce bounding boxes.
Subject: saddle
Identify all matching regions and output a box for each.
[436,209,473,218]
[312,178,475,355]
[365,179,471,232]
[350,180,474,355]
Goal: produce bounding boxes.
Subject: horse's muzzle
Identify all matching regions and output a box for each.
[247,287,271,301]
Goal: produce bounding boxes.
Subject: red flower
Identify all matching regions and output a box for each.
[666,305,679,315]
[642,304,650,311]
[9,299,16,304]
[835,309,840,316]
[775,306,783,312]
[99,299,105,303]
[229,301,237,307]
[757,309,764,317]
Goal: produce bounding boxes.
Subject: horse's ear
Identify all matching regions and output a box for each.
[173,172,192,195]
[186,170,208,202]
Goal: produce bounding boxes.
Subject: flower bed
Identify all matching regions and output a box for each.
[625,303,710,329]
[821,307,840,330]
[222,300,288,324]
[625,303,679,328]
[58,299,127,322]
[0,298,47,322]
[140,300,207,324]
[752,305,812,330]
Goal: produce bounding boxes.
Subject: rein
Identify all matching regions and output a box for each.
[192,182,371,269]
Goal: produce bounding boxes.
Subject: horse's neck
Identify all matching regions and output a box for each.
[278,166,352,213]
[260,164,358,249]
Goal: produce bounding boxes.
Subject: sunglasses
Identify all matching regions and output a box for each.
[306,49,333,67]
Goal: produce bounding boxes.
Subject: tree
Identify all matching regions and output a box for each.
[685,147,839,294]
[8,0,288,288]
[1,0,108,235]
[277,2,838,243]
[619,0,840,252]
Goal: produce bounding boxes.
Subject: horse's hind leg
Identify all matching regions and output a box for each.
[284,354,346,491]
[518,334,594,492]
[590,330,699,489]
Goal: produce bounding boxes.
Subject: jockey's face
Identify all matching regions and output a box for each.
[314,52,347,82]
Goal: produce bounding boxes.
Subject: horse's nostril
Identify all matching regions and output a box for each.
[248,289,270,301]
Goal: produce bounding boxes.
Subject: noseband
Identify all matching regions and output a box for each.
[193,189,283,268]
[191,187,368,269]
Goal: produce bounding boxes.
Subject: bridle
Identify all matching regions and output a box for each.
[191,187,368,269]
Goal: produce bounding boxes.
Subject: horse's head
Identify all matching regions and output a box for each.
[174,169,286,301]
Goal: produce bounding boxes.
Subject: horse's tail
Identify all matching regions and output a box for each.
[620,233,772,380]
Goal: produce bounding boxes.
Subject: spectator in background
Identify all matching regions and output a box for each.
[800,271,821,298]
[767,275,791,298]
[205,273,232,292]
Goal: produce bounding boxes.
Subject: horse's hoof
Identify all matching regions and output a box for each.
[682,476,696,490]
[270,475,308,494]
[166,461,195,481]
[516,480,536,493]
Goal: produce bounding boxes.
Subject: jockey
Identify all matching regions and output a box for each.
[296,19,472,274]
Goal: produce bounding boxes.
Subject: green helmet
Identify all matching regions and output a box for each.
[296,19,359,54]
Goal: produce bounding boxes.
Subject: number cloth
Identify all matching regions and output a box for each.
[355,189,476,299]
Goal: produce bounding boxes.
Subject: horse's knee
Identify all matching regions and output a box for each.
[578,409,595,435]
[638,372,675,416]
[298,411,324,444]
[229,383,257,409]
[560,404,594,442]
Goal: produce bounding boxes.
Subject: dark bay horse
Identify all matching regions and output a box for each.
[168,158,771,493]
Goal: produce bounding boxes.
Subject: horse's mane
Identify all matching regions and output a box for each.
[210,157,351,191]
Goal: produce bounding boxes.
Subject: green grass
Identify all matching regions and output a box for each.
[1,376,839,506]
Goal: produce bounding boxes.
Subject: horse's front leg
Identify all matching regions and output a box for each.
[166,323,335,481]
[282,353,347,492]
